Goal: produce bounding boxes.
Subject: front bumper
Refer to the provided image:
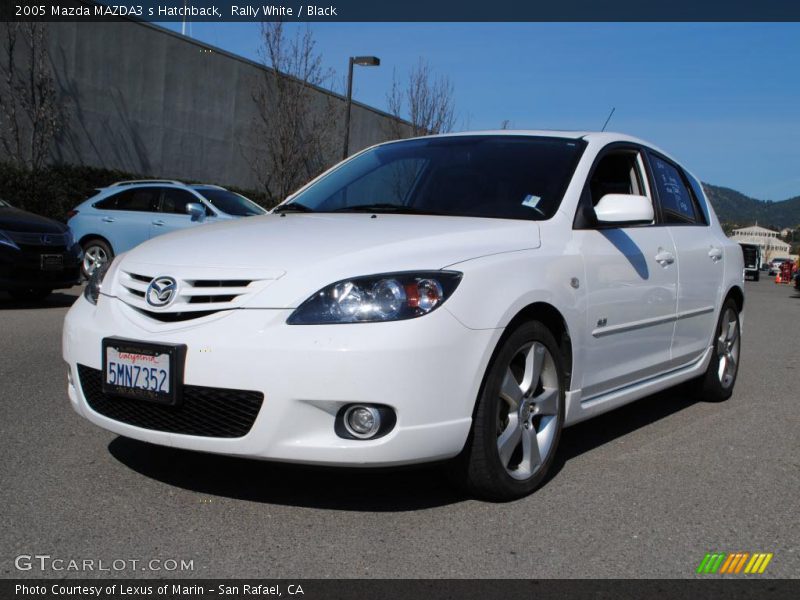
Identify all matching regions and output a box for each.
[0,244,81,290]
[63,295,500,466]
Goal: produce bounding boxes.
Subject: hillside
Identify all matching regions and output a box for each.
[702,183,800,228]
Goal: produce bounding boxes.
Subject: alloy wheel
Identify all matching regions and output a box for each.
[716,307,740,389]
[495,341,560,480]
[83,245,108,277]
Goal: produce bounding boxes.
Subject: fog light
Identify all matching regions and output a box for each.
[343,405,381,439]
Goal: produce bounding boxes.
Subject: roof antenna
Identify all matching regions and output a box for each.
[601,107,616,132]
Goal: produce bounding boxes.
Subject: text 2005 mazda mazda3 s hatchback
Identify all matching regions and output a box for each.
[63,132,744,500]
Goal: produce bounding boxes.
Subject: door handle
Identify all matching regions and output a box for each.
[152,220,165,226]
[708,247,723,262]
[101,217,115,223]
[655,249,675,266]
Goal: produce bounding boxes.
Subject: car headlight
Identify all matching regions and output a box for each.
[83,260,111,305]
[0,230,19,250]
[287,271,462,325]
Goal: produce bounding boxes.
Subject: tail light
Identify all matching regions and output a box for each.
[65,209,79,220]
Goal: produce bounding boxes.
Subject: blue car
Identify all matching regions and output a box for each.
[67,180,266,277]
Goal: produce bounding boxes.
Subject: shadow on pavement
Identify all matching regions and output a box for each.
[109,384,702,510]
[546,387,699,484]
[108,436,467,511]
[0,289,80,309]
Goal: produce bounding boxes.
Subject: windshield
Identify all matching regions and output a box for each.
[286,135,586,220]
[196,189,265,216]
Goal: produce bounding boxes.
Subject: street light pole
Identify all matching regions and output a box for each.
[342,55,380,161]
[342,57,355,161]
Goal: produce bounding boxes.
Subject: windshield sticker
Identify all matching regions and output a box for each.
[521,194,541,209]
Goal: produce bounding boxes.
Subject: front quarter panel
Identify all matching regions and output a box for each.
[443,220,587,389]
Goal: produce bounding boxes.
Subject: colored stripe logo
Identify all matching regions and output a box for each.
[696,552,773,574]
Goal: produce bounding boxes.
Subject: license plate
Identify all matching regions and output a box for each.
[102,338,186,405]
[40,254,63,271]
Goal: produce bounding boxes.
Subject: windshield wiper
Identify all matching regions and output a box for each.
[273,202,315,213]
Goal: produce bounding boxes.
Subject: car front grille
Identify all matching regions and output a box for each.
[6,230,70,247]
[77,365,264,438]
[115,269,282,322]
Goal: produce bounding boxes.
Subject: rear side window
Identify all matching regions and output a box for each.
[649,155,698,224]
[683,171,711,225]
[95,188,160,212]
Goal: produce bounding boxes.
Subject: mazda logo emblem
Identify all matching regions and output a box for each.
[146,276,178,307]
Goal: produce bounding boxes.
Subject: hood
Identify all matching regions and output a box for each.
[116,213,540,308]
[0,206,67,233]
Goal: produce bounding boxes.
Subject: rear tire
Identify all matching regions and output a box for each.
[81,239,113,279]
[455,321,565,501]
[690,298,741,402]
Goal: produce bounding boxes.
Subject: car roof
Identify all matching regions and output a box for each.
[374,130,677,163]
[389,129,644,143]
[103,180,228,190]
[76,181,232,209]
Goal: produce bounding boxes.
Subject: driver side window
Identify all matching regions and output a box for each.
[589,152,647,206]
[574,149,653,229]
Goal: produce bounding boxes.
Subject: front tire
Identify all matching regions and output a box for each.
[691,298,741,402]
[81,239,113,279]
[457,321,565,501]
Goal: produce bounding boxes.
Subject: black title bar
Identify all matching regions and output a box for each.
[3,0,800,22]
[3,579,800,600]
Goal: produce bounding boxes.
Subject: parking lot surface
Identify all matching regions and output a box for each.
[1,280,798,578]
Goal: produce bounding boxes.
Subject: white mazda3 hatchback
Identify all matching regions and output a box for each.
[63,131,744,500]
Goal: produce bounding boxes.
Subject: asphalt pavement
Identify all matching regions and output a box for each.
[0,279,797,579]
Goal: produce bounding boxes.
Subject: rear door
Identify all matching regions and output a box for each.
[574,146,679,400]
[92,187,161,253]
[647,152,725,365]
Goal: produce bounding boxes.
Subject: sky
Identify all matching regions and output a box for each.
[159,22,800,201]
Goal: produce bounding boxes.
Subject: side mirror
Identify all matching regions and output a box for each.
[186,202,206,222]
[594,194,654,226]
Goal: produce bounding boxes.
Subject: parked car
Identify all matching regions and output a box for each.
[63,132,744,500]
[0,199,82,300]
[67,180,266,278]
[739,243,761,281]
[768,257,790,276]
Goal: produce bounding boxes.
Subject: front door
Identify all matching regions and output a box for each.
[150,188,209,239]
[576,148,678,400]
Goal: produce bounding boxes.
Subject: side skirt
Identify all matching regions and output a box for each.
[563,347,713,427]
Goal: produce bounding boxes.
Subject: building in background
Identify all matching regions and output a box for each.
[0,19,406,196]
[729,224,793,264]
